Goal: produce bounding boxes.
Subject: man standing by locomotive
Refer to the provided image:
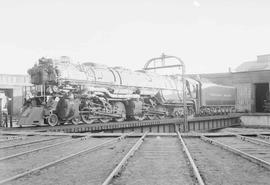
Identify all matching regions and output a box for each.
[0,92,8,127]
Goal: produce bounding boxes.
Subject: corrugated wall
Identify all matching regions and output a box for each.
[235,83,255,112]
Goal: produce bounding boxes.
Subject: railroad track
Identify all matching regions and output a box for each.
[0,136,23,142]
[183,135,270,185]
[0,136,65,150]
[102,132,204,185]
[1,130,270,184]
[256,133,270,141]
[202,134,270,170]
[0,131,205,185]
[0,135,84,161]
[0,133,132,185]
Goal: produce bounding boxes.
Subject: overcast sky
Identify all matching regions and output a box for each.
[0,0,269,75]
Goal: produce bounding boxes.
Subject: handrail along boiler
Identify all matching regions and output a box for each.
[18,56,236,126]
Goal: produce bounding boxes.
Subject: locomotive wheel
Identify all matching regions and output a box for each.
[133,114,146,121]
[113,102,126,122]
[47,114,58,127]
[99,100,112,123]
[71,116,81,125]
[81,108,96,124]
[147,114,156,120]
[173,111,181,118]
[99,118,112,123]
[155,106,167,119]
[157,114,165,119]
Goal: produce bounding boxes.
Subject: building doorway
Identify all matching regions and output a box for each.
[255,83,269,112]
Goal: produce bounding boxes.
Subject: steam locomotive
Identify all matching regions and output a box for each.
[18,57,236,127]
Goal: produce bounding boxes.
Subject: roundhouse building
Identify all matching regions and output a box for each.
[190,54,270,113]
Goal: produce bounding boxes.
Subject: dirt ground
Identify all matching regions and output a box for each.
[111,137,197,185]
[5,138,137,185]
[184,137,270,185]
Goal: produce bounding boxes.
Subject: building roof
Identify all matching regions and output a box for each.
[235,54,270,72]
[235,61,270,72]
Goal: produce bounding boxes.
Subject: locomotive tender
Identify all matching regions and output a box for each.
[18,57,236,127]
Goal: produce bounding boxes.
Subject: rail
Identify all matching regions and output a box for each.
[257,134,270,140]
[200,135,270,170]
[0,135,91,161]
[0,136,23,142]
[176,131,205,185]
[0,133,130,185]
[229,133,270,146]
[102,131,148,185]
[0,136,61,150]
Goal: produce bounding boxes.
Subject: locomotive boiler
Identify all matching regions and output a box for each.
[18,57,236,127]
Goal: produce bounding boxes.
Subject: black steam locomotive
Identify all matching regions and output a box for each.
[18,57,236,126]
